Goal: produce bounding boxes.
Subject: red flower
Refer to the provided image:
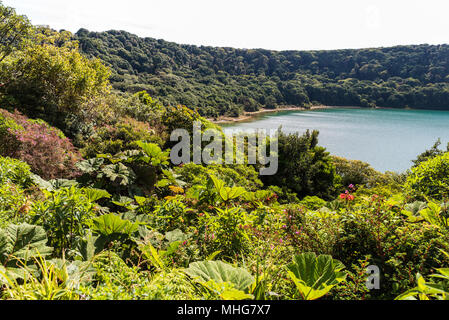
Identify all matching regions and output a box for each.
[340,192,355,201]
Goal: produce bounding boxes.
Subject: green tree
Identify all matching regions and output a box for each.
[0,28,112,136]
[0,2,32,62]
[332,156,382,188]
[412,138,449,167]
[406,152,449,200]
[262,130,338,200]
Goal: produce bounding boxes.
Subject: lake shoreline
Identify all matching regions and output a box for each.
[209,105,361,124]
[209,105,441,124]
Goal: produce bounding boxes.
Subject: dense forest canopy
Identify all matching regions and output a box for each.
[76,29,449,117]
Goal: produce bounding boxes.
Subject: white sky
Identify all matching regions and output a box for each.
[4,0,449,50]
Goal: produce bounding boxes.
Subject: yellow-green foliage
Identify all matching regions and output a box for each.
[162,105,222,134]
[0,27,113,133]
[332,156,383,188]
[176,163,263,191]
[81,117,163,158]
[0,156,32,187]
[406,152,449,200]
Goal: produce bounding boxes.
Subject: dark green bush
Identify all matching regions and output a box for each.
[262,130,339,200]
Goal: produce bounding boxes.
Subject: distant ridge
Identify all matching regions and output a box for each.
[76,29,449,117]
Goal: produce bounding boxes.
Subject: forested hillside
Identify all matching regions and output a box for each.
[76,29,449,117]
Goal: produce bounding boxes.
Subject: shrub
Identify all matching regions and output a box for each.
[198,206,254,259]
[262,130,339,200]
[162,105,220,146]
[0,109,82,179]
[332,156,383,189]
[0,156,32,187]
[283,204,341,256]
[78,251,198,300]
[29,186,97,256]
[78,251,151,300]
[0,30,112,135]
[266,185,299,204]
[115,91,165,123]
[411,138,449,168]
[151,196,194,232]
[0,183,29,227]
[175,163,263,192]
[333,198,449,299]
[405,152,449,200]
[81,117,163,158]
[299,196,327,210]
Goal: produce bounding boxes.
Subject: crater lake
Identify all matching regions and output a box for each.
[220,107,449,173]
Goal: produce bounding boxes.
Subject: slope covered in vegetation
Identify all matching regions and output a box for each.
[75,29,449,117]
[1,3,449,301]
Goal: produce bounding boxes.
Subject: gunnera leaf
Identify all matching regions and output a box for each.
[185,260,254,292]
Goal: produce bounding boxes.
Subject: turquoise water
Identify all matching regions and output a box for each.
[220,108,449,173]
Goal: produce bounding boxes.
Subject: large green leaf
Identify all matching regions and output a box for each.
[48,259,96,288]
[30,174,54,191]
[100,163,136,186]
[76,158,104,174]
[287,252,346,300]
[136,141,170,166]
[395,272,449,300]
[91,213,139,237]
[31,175,80,192]
[0,224,53,281]
[404,201,427,216]
[242,190,274,203]
[418,200,449,229]
[0,223,53,264]
[200,279,254,300]
[83,188,111,202]
[165,229,188,243]
[77,231,106,261]
[210,175,247,202]
[185,260,254,292]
